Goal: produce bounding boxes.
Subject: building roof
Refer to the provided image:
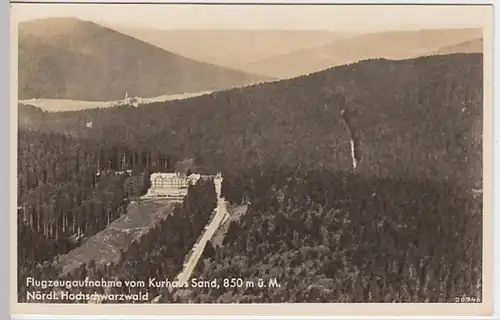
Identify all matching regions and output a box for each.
[150,173,184,180]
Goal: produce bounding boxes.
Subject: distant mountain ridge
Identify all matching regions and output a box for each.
[433,38,483,55]
[18,17,271,101]
[243,28,483,78]
[108,26,350,71]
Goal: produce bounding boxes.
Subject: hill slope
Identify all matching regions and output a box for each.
[110,27,350,71]
[55,199,177,276]
[21,53,483,188]
[245,28,482,78]
[434,38,483,55]
[18,17,270,101]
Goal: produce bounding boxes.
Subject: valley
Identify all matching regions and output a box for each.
[19,90,213,112]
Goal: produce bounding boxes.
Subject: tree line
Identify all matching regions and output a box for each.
[17,128,181,302]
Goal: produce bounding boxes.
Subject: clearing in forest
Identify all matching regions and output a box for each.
[55,199,177,276]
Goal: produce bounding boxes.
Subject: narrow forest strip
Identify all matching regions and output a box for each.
[152,206,227,302]
[175,199,229,286]
[151,178,229,302]
[55,199,177,275]
[211,204,249,247]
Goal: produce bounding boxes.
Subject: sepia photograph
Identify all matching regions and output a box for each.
[11,1,493,316]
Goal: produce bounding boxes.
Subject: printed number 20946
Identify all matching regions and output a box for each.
[454,296,481,303]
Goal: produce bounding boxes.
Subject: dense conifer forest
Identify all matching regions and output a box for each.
[17,128,180,301]
[17,53,483,303]
[175,168,482,302]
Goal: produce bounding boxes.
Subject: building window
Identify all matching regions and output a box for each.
[153,176,164,188]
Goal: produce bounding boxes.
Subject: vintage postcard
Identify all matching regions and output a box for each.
[10,1,493,317]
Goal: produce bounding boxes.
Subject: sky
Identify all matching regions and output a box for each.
[11,3,492,32]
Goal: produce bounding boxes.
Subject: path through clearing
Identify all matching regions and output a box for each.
[56,199,177,276]
[175,198,228,286]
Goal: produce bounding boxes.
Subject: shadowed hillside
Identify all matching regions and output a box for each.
[245,28,482,78]
[18,17,270,101]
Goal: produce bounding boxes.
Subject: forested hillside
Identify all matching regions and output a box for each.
[18,17,269,101]
[21,53,483,187]
[172,167,482,302]
[18,53,483,303]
